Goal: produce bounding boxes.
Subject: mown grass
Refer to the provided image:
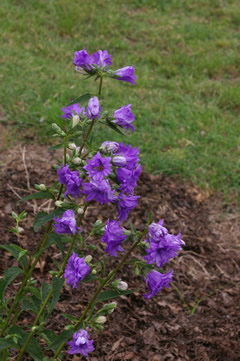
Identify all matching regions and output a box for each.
[0,0,239,197]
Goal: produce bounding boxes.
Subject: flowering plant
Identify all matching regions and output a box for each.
[0,49,184,360]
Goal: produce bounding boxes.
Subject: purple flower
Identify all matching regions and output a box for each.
[102,220,127,256]
[86,96,101,119]
[64,252,90,288]
[61,103,85,119]
[91,50,112,69]
[53,210,81,235]
[73,49,93,70]
[57,165,82,198]
[83,177,117,205]
[116,164,142,194]
[114,143,140,170]
[84,152,112,179]
[101,141,120,153]
[115,66,136,85]
[113,105,135,132]
[144,220,185,267]
[116,193,140,221]
[144,270,173,299]
[68,328,94,356]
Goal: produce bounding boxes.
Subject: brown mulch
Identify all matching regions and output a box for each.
[0,144,240,361]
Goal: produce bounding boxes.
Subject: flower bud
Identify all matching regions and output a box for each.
[72,157,82,165]
[100,141,119,153]
[18,227,24,234]
[84,255,92,264]
[95,316,107,324]
[112,156,127,167]
[66,154,70,161]
[91,269,97,275]
[72,115,80,128]
[55,200,64,207]
[77,207,84,214]
[39,184,47,191]
[68,143,77,150]
[117,281,128,291]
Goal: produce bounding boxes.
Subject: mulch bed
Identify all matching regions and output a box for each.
[0,144,239,361]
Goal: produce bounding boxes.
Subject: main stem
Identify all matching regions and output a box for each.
[53,228,149,359]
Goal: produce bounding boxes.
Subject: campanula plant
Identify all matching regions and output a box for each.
[0,48,184,360]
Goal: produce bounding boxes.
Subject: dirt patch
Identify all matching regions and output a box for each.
[0,144,240,361]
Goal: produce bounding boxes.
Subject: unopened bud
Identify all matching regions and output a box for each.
[77,207,84,214]
[66,154,70,161]
[72,115,80,128]
[117,281,128,291]
[55,201,64,207]
[72,157,82,165]
[91,269,97,275]
[68,143,77,150]
[95,316,107,324]
[84,255,92,263]
[18,227,24,234]
[39,184,47,191]
[112,156,127,167]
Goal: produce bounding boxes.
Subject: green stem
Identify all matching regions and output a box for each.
[99,76,103,96]
[53,227,149,360]
[15,205,88,361]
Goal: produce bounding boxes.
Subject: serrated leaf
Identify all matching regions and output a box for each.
[104,118,126,136]
[66,93,92,106]
[22,298,38,314]
[96,289,136,303]
[41,330,58,346]
[33,208,64,232]
[48,143,63,151]
[48,277,64,314]
[81,274,99,283]
[0,267,23,300]
[61,313,78,322]
[48,329,74,351]
[0,337,18,351]
[20,191,55,202]
[41,283,52,302]
[0,244,27,260]
[24,287,41,299]
[26,336,45,361]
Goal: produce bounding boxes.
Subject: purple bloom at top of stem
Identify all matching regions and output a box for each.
[53,210,81,235]
[116,164,142,194]
[84,152,112,180]
[82,177,117,205]
[61,103,85,119]
[67,328,95,356]
[86,96,101,119]
[64,252,90,289]
[102,220,127,257]
[57,164,82,198]
[114,142,140,170]
[100,141,120,154]
[113,104,135,132]
[116,192,140,221]
[73,48,112,71]
[144,270,173,299]
[115,66,136,85]
[144,220,185,267]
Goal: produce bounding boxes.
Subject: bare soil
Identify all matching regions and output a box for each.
[0,145,239,361]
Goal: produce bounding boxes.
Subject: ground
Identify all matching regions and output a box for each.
[0,145,239,361]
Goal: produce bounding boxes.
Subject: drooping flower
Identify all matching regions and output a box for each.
[113,104,135,132]
[84,152,112,179]
[102,220,127,257]
[57,164,82,198]
[144,220,185,267]
[114,66,136,85]
[116,192,140,221]
[64,252,90,288]
[144,270,173,299]
[100,141,119,153]
[53,210,81,235]
[114,143,140,170]
[82,177,117,205]
[68,328,94,356]
[116,164,142,194]
[86,96,101,119]
[61,103,85,120]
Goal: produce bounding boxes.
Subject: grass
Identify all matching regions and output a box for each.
[0,0,240,197]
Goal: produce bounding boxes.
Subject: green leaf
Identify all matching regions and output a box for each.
[33,208,64,232]
[61,313,78,322]
[48,329,74,351]
[0,267,23,300]
[48,143,63,151]
[48,277,64,314]
[41,283,52,302]
[20,191,55,202]
[26,336,45,361]
[41,330,58,346]
[67,93,92,106]
[24,287,41,299]
[96,289,136,303]
[147,210,152,225]
[0,336,18,351]
[22,298,38,314]
[0,244,28,261]
[81,274,99,283]
[104,118,126,136]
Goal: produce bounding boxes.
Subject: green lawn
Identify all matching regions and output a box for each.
[0,0,240,197]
